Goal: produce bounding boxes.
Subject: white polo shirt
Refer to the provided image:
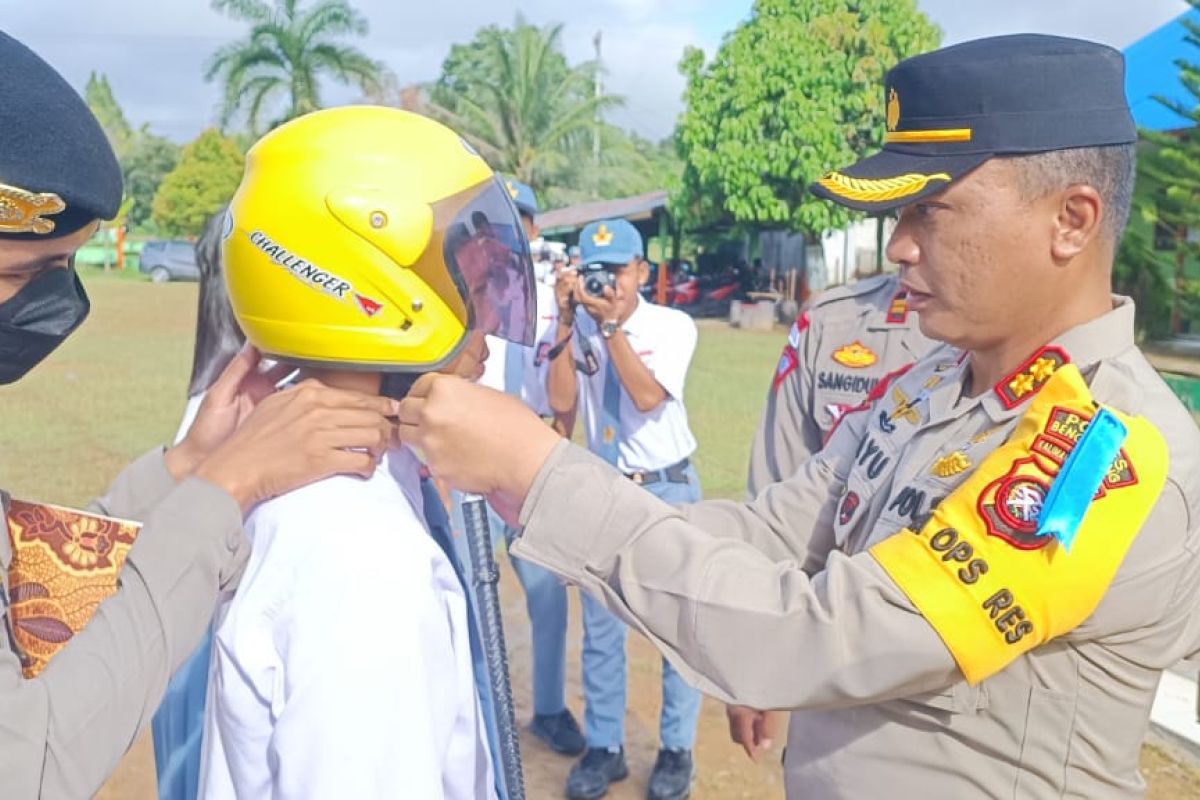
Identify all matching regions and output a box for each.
[198,446,496,800]
[551,296,698,472]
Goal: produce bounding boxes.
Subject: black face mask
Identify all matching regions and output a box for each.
[0,265,90,385]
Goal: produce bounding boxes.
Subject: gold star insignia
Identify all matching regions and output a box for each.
[1008,372,1036,398]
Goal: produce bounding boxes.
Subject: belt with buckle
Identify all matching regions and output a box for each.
[625,458,691,487]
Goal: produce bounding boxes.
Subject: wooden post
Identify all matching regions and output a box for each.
[656,212,670,305]
[115,226,126,271]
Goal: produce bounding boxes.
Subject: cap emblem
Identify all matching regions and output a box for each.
[0,183,66,235]
[887,88,901,132]
[817,171,951,203]
[506,180,519,199]
[592,223,614,247]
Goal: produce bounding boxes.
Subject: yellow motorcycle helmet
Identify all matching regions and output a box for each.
[222,106,536,376]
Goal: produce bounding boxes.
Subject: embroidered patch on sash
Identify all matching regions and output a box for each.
[976,457,1052,550]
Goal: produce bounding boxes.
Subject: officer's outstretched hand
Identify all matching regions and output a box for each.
[397,372,559,526]
[166,345,291,477]
[165,347,398,512]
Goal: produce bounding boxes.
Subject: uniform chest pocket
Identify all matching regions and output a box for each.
[903,680,989,718]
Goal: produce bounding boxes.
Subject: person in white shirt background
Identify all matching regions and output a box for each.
[448,176,589,759]
[196,105,538,800]
[545,218,703,800]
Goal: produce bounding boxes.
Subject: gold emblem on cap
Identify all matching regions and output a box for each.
[0,183,66,235]
[887,88,900,132]
[592,223,614,246]
[506,180,519,199]
[817,171,951,203]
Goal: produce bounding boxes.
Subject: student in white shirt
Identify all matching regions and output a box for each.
[196,105,538,800]
[544,219,703,800]
[152,206,247,800]
[454,178,587,759]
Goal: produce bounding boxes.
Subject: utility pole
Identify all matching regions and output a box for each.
[593,30,602,184]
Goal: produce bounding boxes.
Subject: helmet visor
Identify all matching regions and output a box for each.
[440,177,536,347]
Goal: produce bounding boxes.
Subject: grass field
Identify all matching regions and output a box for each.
[0,272,782,505]
[5,273,1200,799]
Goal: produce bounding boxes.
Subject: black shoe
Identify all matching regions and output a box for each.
[647,748,694,800]
[529,709,586,755]
[566,747,628,799]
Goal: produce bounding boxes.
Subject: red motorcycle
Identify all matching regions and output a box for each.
[642,262,741,314]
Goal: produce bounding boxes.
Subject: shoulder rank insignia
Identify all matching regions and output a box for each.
[886,290,909,324]
[994,346,1070,410]
[832,341,877,369]
[0,183,66,235]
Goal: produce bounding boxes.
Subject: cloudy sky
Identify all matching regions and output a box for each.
[5,0,1191,143]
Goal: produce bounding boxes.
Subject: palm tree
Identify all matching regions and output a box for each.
[428,20,626,196]
[206,0,382,135]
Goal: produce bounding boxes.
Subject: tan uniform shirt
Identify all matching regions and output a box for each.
[513,298,1200,798]
[747,273,931,497]
[0,449,246,799]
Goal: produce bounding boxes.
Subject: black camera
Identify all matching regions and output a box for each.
[581,265,617,297]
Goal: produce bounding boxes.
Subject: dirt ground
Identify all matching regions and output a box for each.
[99,557,1197,800]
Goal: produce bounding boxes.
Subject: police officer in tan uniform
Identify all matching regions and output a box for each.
[748,273,933,496]
[403,34,1200,797]
[734,274,934,758]
[0,32,395,798]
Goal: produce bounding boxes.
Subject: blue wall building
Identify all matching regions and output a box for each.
[1124,7,1200,131]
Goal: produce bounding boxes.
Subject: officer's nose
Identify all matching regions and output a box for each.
[885,212,920,268]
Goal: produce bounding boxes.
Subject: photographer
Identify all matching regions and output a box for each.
[545,219,701,800]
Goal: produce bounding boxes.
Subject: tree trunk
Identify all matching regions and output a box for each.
[1173,226,1187,335]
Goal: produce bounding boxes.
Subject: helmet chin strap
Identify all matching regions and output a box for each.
[380,372,421,400]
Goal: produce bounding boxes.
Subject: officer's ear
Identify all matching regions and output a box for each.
[635,258,650,286]
[1050,184,1104,262]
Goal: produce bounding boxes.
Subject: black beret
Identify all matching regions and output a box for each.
[0,29,122,239]
[811,34,1137,213]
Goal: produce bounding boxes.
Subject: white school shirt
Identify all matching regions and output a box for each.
[481,281,558,416]
[549,296,698,472]
[198,446,496,800]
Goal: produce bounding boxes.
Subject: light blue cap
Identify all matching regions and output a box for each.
[502,176,538,217]
[579,218,643,266]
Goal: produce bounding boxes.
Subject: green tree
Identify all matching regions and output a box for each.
[207,0,383,134]
[84,72,134,159]
[123,128,181,232]
[151,129,244,236]
[672,0,941,238]
[429,19,622,196]
[1119,0,1200,338]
